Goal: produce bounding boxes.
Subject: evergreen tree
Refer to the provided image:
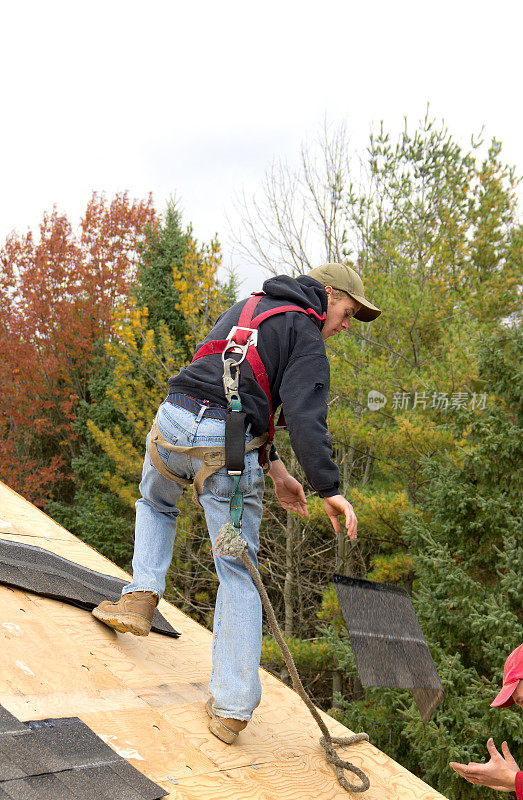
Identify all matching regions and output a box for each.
[133,202,190,344]
[325,118,522,586]
[250,119,523,757]
[50,209,232,605]
[325,326,523,799]
[48,203,193,564]
[257,120,522,709]
[47,350,136,564]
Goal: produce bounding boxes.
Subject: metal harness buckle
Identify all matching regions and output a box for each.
[221,327,258,406]
[222,358,241,404]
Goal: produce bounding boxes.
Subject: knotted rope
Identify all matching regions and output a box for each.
[214,523,370,794]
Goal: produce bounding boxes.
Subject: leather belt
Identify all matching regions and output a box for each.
[165,392,228,420]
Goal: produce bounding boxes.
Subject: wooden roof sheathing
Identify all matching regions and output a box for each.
[0,481,448,799]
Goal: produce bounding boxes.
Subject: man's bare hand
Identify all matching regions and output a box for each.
[323,495,357,539]
[269,460,308,516]
[449,739,519,792]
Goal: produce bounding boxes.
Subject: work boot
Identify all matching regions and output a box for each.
[205,698,248,744]
[92,591,158,636]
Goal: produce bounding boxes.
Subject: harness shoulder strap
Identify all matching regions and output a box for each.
[237,293,263,331]
[238,293,326,331]
[190,293,326,445]
[251,304,326,328]
[193,294,325,360]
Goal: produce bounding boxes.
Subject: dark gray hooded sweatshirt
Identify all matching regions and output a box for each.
[168,275,340,497]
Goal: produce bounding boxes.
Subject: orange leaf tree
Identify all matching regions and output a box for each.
[0,192,157,505]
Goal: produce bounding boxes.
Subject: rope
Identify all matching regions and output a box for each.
[214,523,370,793]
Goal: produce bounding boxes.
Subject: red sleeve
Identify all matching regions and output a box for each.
[515,770,523,800]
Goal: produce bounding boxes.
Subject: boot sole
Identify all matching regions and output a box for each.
[91,607,152,636]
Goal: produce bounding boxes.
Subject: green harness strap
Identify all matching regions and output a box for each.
[227,397,245,531]
[229,475,244,530]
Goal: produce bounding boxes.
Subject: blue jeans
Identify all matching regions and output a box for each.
[123,400,265,721]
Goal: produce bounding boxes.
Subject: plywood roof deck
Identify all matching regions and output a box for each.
[0,481,448,799]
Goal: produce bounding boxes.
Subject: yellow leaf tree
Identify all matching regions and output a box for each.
[86,226,231,622]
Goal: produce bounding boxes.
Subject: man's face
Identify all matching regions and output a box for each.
[321,286,362,340]
[512,680,523,709]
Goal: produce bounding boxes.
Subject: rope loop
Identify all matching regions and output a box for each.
[320,735,370,793]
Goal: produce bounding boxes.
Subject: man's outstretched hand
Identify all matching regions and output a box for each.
[269,460,309,517]
[323,495,357,539]
[449,739,519,792]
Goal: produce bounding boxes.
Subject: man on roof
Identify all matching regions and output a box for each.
[93,262,381,744]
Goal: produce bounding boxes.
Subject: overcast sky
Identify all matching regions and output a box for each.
[1,0,521,294]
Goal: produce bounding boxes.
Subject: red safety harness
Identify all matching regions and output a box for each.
[191,292,326,448]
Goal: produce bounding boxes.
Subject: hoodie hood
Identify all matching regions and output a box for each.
[262,275,328,319]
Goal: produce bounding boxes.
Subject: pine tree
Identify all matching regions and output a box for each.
[326,117,522,586]
[46,351,137,564]
[241,117,522,741]
[325,326,523,799]
[133,202,190,345]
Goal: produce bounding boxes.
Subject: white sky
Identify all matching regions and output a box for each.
[1,0,521,295]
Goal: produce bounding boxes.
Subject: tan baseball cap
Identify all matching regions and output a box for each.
[307,262,381,322]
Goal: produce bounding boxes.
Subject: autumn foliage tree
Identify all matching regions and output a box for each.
[81,231,231,593]
[0,192,156,505]
[48,206,234,577]
[86,226,229,511]
[4,119,520,796]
